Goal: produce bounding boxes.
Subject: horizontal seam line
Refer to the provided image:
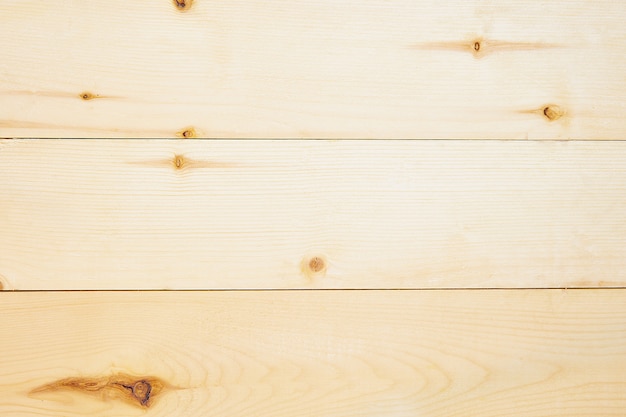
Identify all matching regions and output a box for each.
[2,287,626,293]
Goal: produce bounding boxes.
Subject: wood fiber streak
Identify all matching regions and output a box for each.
[0,0,625,138]
[1,140,626,290]
[0,291,625,417]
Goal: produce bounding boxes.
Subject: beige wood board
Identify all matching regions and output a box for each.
[1,139,626,290]
[0,290,625,416]
[1,0,626,138]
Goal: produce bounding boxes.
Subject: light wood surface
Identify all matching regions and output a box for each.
[1,0,626,138]
[2,2,624,414]
[1,290,625,417]
[1,139,626,290]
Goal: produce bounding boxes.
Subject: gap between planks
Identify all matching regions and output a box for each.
[3,287,626,293]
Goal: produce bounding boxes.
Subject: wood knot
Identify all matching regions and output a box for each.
[543,104,565,121]
[173,0,193,11]
[308,257,325,273]
[0,274,9,291]
[177,127,197,138]
[79,92,96,101]
[301,255,328,279]
[469,38,485,57]
[30,373,167,409]
[174,155,185,169]
[129,380,152,405]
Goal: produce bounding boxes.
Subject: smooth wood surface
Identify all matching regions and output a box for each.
[2,139,626,290]
[1,290,625,417]
[1,0,626,138]
[3,2,624,414]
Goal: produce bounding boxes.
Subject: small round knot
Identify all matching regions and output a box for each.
[0,274,9,291]
[173,0,192,11]
[543,104,564,122]
[79,92,95,101]
[473,41,480,52]
[174,155,185,169]
[301,255,328,280]
[308,257,325,273]
[178,127,197,138]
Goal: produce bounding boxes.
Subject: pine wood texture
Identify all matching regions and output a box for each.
[1,139,626,290]
[1,290,625,417]
[1,0,626,138]
[2,2,624,415]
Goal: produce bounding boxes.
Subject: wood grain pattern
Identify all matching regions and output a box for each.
[2,139,626,290]
[0,290,625,416]
[1,0,626,138]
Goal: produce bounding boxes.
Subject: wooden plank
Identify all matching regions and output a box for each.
[1,139,626,290]
[0,290,624,416]
[1,0,625,138]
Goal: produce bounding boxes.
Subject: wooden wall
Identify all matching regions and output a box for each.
[1,1,625,416]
